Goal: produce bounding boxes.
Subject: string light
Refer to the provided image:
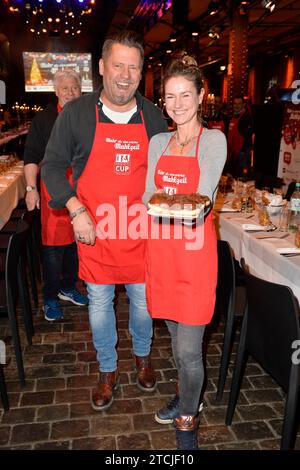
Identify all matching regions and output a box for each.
[4,0,95,35]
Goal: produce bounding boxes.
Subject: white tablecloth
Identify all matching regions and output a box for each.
[0,162,25,229]
[0,128,28,147]
[215,201,300,307]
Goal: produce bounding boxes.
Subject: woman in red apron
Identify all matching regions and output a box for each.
[145,57,226,449]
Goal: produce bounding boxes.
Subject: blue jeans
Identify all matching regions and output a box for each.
[166,320,206,416]
[86,283,153,372]
[42,243,79,300]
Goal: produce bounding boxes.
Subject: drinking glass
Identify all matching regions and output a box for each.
[295,230,300,248]
[278,206,290,232]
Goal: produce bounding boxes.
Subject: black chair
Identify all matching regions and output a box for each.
[0,220,34,385]
[215,240,246,400]
[285,181,296,202]
[225,259,300,450]
[1,209,41,307]
[257,174,284,192]
[0,363,9,411]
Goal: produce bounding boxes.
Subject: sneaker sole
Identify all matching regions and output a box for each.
[155,414,174,424]
[58,293,88,306]
[155,402,204,425]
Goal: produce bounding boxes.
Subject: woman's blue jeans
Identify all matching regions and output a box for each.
[166,320,206,416]
[86,282,153,373]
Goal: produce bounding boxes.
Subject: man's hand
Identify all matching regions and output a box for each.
[72,210,96,245]
[25,189,40,210]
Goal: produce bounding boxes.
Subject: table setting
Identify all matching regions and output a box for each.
[214,178,300,306]
[0,157,25,229]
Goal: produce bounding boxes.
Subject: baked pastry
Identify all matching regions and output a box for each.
[148,192,210,217]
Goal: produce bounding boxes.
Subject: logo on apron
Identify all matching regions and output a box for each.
[115,153,131,175]
[164,186,177,195]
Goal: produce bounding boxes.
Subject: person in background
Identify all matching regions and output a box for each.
[24,69,88,322]
[1,110,14,132]
[226,96,253,177]
[143,56,226,449]
[41,31,168,411]
[207,95,228,134]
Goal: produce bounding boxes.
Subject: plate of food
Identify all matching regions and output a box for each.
[147,192,212,220]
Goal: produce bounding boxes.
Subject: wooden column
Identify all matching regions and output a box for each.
[227,9,248,108]
[145,67,154,101]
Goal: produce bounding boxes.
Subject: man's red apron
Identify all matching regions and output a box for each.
[208,119,225,133]
[227,113,244,162]
[76,106,148,284]
[41,103,74,246]
[146,129,217,326]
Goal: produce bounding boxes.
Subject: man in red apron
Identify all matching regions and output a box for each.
[226,96,253,177]
[207,95,227,134]
[41,31,168,411]
[24,69,88,321]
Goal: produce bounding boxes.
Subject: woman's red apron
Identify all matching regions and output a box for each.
[227,114,244,161]
[146,128,217,326]
[41,103,74,246]
[76,106,149,284]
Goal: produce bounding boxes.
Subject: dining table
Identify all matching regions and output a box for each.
[0,127,29,147]
[214,194,300,308]
[0,160,26,230]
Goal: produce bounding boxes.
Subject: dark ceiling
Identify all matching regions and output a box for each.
[1,1,299,64]
[1,0,299,75]
[108,0,300,68]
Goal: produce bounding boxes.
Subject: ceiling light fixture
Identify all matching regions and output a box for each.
[208,28,220,40]
[208,0,220,16]
[261,0,276,12]
[169,32,177,43]
[4,0,95,35]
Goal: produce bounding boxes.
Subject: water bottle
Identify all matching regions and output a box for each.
[289,182,300,232]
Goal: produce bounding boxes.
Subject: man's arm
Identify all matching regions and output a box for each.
[238,112,253,152]
[24,163,40,210]
[41,104,95,245]
[41,106,78,209]
[23,112,49,210]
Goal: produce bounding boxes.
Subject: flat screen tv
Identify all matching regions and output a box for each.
[22,52,93,92]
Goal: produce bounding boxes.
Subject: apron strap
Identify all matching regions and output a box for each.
[194,126,203,158]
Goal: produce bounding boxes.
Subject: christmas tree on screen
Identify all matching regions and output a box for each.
[30,58,42,84]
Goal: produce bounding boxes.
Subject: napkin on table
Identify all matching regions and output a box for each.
[276,247,300,255]
[242,224,270,231]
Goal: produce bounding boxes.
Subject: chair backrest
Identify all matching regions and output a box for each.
[241,258,300,391]
[5,220,30,307]
[285,182,296,201]
[214,240,236,319]
[21,209,37,226]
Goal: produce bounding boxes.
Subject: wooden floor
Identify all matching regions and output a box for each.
[0,287,299,450]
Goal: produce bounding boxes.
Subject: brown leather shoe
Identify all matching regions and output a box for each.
[91,370,119,411]
[135,355,156,391]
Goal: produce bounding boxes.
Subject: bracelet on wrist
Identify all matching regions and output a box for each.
[69,206,87,220]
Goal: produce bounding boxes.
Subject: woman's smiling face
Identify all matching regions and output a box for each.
[164,76,204,126]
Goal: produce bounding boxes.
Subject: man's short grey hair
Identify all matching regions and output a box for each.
[102,30,144,70]
[53,69,82,91]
